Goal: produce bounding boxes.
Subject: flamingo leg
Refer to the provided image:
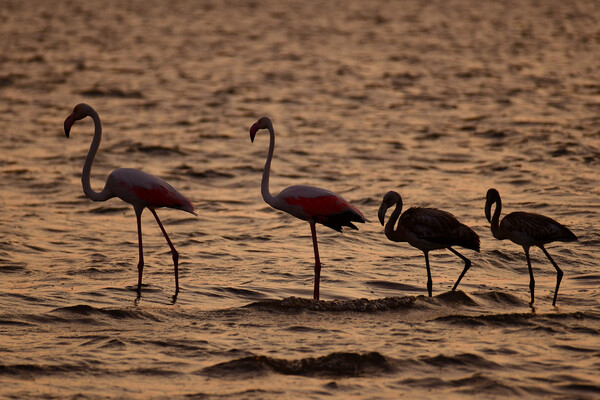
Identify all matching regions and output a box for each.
[149,209,180,298]
[424,251,433,297]
[448,247,471,292]
[135,209,144,297]
[524,246,535,306]
[309,222,321,301]
[540,246,563,307]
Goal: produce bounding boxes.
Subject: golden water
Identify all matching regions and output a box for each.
[1,0,599,398]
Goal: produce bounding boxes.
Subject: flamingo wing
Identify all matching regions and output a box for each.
[109,168,196,215]
[401,207,480,250]
[502,212,576,243]
[279,185,367,232]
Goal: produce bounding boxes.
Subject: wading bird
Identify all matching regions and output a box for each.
[378,191,480,296]
[249,117,367,300]
[485,188,577,306]
[64,103,196,300]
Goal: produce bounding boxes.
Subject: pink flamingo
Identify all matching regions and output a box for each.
[249,117,367,300]
[64,103,196,299]
[485,188,577,306]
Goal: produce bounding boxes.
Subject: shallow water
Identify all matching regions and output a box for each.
[1,0,599,398]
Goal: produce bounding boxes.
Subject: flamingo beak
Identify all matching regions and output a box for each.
[378,203,389,226]
[484,201,492,223]
[249,123,259,143]
[64,114,75,138]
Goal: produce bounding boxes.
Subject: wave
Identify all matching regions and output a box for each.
[0,262,27,273]
[571,274,600,283]
[99,338,127,349]
[433,311,600,331]
[417,353,500,370]
[452,373,521,396]
[399,373,521,396]
[0,362,101,376]
[87,205,129,214]
[0,362,183,378]
[182,167,235,180]
[365,280,420,291]
[127,367,181,376]
[215,286,269,300]
[556,383,600,395]
[124,143,186,156]
[144,338,211,356]
[202,351,505,380]
[0,318,33,327]
[245,296,419,312]
[201,351,393,378]
[49,304,161,322]
[475,291,526,306]
[244,291,482,312]
[434,291,479,306]
[185,389,275,398]
[78,87,143,98]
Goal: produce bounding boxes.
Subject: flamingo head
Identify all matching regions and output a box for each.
[64,103,93,138]
[378,191,402,226]
[249,116,273,143]
[484,188,500,223]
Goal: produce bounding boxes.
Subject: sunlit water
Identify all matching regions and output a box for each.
[1,0,599,398]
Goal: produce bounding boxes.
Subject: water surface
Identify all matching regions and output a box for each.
[1,0,599,398]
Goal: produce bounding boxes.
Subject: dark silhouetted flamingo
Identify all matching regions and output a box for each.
[378,191,479,296]
[485,188,577,306]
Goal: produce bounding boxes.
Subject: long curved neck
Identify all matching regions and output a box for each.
[261,122,277,207]
[82,109,112,202]
[489,197,504,239]
[385,199,407,242]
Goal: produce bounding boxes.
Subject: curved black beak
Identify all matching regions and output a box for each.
[249,123,259,143]
[484,200,492,223]
[64,114,75,138]
[378,203,389,226]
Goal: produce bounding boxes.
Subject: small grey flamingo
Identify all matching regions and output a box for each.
[485,188,577,306]
[378,191,480,297]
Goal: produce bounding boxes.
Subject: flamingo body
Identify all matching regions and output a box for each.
[378,191,479,296]
[250,117,367,300]
[64,103,195,300]
[108,168,196,214]
[485,188,577,306]
[398,207,480,252]
[498,211,575,247]
[278,185,366,231]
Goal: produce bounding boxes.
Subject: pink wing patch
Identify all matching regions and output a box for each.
[133,183,189,210]
[285,195,348,218]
